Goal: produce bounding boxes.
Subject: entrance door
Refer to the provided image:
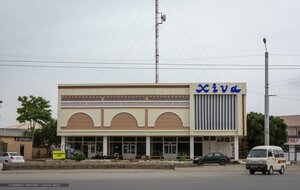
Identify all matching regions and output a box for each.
[164,142,177,159]
[20,144,25,157]
[123,142,136,159]
[88,143,96,158]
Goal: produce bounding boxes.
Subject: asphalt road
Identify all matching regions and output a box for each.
[0,165,299,190]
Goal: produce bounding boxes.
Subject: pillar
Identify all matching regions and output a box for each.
[190,136,194,159]
[103,136,108,157]
[146,136,151,157]
[234,136,239,160]
[61,136,65,151]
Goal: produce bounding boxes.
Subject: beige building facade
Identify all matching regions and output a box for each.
[57,83,247,160]
[280,115,300,161]
[0,128,32,160]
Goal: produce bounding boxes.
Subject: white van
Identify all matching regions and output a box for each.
[246,145,286,175]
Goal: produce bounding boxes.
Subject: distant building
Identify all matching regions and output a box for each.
[0,127,32,160]
[57,83,247,160]
[279,115,300,161]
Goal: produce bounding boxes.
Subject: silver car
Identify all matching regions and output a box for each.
[1,152,25,163]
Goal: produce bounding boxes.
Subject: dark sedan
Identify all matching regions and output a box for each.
[193,152,230,165]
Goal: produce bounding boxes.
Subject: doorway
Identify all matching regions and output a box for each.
[88,143,96,158]
[19,144,25,156]
[164,142,177,159]
[123,142,136,159]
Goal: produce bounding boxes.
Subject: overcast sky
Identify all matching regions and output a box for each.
[0,0,300,127]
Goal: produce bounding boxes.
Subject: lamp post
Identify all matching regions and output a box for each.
[263,38,269,146]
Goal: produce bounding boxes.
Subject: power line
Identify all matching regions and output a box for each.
[0,59,300,67]
[1,63,300,70]
[271,53,300,57]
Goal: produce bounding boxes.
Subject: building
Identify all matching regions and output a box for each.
[57,83,247,160]
[0,127,32,160]
[280,115,300,161]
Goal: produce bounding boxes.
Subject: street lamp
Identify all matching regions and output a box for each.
[263,38,269,146]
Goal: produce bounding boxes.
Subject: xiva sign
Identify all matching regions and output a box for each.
[196,83,241,94]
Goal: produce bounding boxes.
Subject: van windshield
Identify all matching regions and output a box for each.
[248,149,267,158]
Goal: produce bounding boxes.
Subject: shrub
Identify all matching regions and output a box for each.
[178,153,187,162]
[71,152,86,162]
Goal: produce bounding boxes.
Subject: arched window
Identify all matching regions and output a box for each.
[67,112,94,129]
[110,112,138,129]
[155,112,183,129]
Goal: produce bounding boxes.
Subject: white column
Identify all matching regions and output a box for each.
[190,136,194,159]
[146,136,151,157]
[234,136,239,160]
[61,136,65,151]
[103,136,108,157]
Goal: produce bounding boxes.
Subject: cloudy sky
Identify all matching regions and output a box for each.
[0,0,300,127]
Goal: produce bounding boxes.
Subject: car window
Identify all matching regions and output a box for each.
[273,150,280,158]
[279,150,285,158]
[3,153,8,156]
[214,153,221,157]
[10,152,20,156]
[268,150,273,157]
[248,149,267,158]
[207,153,213,157]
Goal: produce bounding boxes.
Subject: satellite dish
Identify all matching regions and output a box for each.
[161,14,166,22]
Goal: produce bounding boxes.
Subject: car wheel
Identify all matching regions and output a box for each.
[268,166,274,175]
[198,160,204,165]
[249,170,255,175]
[262,171,266,175]
[4,160,8,163]
[220,160,226,165]
[279,166,285,175]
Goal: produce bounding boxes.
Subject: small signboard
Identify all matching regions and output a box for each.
[14,137,32,142]
[287,138,300,145]
[52,151,66,160]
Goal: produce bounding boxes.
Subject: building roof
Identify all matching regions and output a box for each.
[279,115,300,127]
[5,123,42,130]
[0,128,26,137]
[58,83,247,89]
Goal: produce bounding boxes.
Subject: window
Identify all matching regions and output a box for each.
[194,137,202,142]
[215,153,221,157]
[273,150,279,158]
[279,150,285,158]
[268,150,273,157]
[248,149,266,158]
[207,153,213,157]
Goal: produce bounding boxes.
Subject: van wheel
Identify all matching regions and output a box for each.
[262,171,266,175]
[279,166,285,174]
[268,166,274,175]
[249,170,255,175]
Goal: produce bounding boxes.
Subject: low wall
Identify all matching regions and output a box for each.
[2,161,175,170]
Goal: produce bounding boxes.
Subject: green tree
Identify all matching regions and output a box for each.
[34,119,60,156]
[247,112,288,150]
[17,95,52,157]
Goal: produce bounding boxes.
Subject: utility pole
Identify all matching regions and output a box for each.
[263,38,269,145]
[155,0,166,83]
[0,100,2,128]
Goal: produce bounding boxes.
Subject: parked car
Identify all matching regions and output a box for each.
[246,145,286,175]
[193,152,230,165]
[0,152,25,163]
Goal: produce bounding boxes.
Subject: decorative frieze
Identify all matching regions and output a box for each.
[61,95,190,102]
[61,101,190,108]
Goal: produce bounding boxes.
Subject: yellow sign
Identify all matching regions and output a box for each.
[53,151,66,159]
